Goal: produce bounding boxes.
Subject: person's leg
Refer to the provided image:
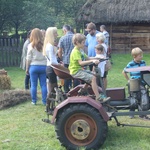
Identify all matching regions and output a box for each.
[39,66,47,105]
[25,74,30,89]
[29,65,38,104]
[91,76,99,99]
[64,64,71,93]
[103,71,108,90]
[91,75,110,102]
[46,66,58,112]
[73,79,80,87]
[89,64,93,71]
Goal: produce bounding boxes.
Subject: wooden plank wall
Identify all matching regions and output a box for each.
[97,24,150,53]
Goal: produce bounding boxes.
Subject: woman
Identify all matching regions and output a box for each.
[26,28,47,105]
[43,27,58,113]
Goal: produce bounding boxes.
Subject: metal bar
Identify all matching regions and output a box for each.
[119,123,150,128]
[112,111,150,117]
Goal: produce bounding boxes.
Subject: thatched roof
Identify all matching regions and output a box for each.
[77,0,150,24]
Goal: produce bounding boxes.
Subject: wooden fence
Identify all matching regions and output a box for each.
[0,46,23,67]
[0,37,26,47]
[0,37,27,67]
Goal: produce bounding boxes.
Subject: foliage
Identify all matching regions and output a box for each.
[0,0,87,36]
[0,53,150,150]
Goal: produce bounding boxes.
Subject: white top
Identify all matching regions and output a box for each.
[102,31,109,46]
[45,43,58,66]
[95,54,106,77]
[26,43,47,66]
[101,43,108,58]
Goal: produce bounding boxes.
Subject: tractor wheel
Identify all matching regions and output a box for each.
[55,104,108,150]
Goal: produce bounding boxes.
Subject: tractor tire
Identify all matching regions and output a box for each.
[55,104,108,150]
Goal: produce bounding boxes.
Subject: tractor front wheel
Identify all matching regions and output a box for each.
[55,104,108,150]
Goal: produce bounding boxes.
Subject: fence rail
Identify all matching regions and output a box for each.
[0,46,22,67]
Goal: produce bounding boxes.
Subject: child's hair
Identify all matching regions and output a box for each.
[95,44,104,52]
[72,33,86,45]
[96,32,105,42]
[131,47,143,57]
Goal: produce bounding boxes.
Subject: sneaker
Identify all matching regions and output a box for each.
[31,102,36,105]
[96,95,110,103]
[139,115,150,120]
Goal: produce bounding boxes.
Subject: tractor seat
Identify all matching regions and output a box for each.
[51,64,73,79]
[51,64,90,85]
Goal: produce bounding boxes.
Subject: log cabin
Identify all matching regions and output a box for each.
[77,0,150,53]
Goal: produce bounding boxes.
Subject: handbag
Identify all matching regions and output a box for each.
[105,59,112,71]
[103,46,112,71]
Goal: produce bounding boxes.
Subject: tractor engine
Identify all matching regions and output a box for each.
[128,79,150,111]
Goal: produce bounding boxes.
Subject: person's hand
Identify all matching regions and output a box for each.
[26,70,29,75]
[92,59,99,65]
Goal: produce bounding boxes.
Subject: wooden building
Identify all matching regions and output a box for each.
[77,0,150,53]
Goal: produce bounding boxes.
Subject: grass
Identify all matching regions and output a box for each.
[0,53,150,150]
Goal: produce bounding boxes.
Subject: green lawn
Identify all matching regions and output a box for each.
[0,53,150,150]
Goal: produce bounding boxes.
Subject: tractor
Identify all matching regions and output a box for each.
[43,61,150,150]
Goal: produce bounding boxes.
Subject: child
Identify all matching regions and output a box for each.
[69,33,110,103]
[95,44,106,78]
[122,47,149,120]
[94,44,107,95]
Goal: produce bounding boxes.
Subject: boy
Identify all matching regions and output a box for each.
[95,44,106,78]
[69,33,110,103]
[122,47,149,120]
[94,44,106,94]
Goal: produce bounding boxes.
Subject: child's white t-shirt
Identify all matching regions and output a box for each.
[95,54,105,77]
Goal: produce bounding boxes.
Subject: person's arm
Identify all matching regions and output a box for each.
[78,59,99,67]
[122,70,129,81]
[57,47,63,60]
[57,37,63,60]
[26,44,32,75]
[26,59,31,75]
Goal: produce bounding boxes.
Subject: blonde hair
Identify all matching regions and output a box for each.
[43,27,57,56]
[72,33,86,46]
[30,28,43,51]
[131,47,143,57]
[96,32,105,42]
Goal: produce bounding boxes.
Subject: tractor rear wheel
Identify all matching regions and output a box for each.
[55,104,108,150]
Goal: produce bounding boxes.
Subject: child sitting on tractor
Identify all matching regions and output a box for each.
[69,33,110,103]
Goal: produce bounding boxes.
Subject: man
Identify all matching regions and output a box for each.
[85,22,99,71]
[58,25,74,93]
[100,25,110,47]
[20,30,31,90]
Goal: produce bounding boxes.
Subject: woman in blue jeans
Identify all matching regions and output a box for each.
[26,28,47,105]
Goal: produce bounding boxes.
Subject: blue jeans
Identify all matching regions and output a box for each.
[29,65,47,104]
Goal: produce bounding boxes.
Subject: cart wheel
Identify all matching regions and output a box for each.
[55,104,108,150]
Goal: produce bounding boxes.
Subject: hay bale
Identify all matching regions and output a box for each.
[0,89,31,109]
[0,69,11,90]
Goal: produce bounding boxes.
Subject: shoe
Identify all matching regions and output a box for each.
[139,115,150,120]
[97,95,110,103]
[31,102,36,105]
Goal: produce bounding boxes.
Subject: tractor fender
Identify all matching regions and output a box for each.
[51,96,109,124]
